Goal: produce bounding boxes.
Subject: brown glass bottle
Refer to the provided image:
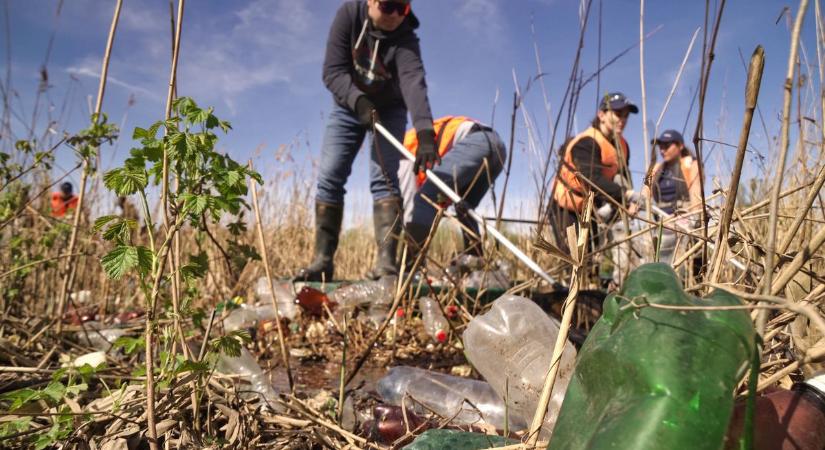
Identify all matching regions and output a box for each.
[295,286,336,317]
[726,375,825,450]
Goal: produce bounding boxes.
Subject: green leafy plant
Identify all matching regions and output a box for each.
[0,367,94,449]
[95,97,262,437]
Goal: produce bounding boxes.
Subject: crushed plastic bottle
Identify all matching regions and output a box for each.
[255,277,298,320]
[75,321,126,350]
[549,263,758,450]
[418,297,448,343]
[377,366,524,430]
[223,303,296,332]
[463,294,576,436]
[328,277,394,310]
[216,346,281,410]
[464,260,511,290]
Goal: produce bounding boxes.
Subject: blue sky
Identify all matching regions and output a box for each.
[4,0,820,223]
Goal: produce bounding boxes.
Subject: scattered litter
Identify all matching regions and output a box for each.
[464,294,576,435]
[377,366,523,430]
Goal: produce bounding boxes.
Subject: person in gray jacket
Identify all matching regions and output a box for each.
[296,0,438,282]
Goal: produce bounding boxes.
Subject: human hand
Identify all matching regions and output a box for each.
[414,128,439,174]
[355,96,378,127]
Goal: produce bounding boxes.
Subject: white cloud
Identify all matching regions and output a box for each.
[65,59,162,101]
[454,0,506,43]
[62,0,326,116]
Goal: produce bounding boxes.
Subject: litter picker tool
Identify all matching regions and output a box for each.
[374,122,556,285]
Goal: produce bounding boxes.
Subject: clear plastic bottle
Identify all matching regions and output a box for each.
[376,366,524,430]
[76,321,126,350]
[255,277,298,319]
[328,277,394,310]
[418,297,448,343]
[216,347,281,411]
[462,294,576,435]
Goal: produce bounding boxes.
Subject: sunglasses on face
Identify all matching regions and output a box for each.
[659,142,674,150]
[377,1,411,16]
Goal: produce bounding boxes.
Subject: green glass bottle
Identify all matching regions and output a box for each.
[549,263,757,450]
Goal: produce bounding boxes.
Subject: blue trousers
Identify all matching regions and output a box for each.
[410,129,507,233]
[315,102,408,205]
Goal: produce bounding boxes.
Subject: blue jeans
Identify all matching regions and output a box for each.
[410,129,507,232]
[316,102,408,205]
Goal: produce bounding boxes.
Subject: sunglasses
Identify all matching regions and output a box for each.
[377,1,411,16]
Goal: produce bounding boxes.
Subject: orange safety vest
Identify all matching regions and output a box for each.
[652,154,701,209]
[403,115,474,187]
[51,192,78,218]
[552,127,629,213]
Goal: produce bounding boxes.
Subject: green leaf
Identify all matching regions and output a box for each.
[180,251,208,281]
[0,388,40,411]
[224,170,242,188]
[41,381,66,403]
[101,245,139,279]
[65,383,88,397]
[93,215,120,233]
[135,246,153,277]
[103,167,147,196]
[112,336,145,355]
[182,194,209,216]
[103,219,137,243]
[211,329,251,358]
[0,417,32,439]
[132,127,149,140]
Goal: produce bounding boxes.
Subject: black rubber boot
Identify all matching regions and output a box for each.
[294,201,343,282]
[365,197,403,280]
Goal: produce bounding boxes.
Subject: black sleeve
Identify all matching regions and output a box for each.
[394,36,434,131]
[322,3,364,111]
[570,137,624,203]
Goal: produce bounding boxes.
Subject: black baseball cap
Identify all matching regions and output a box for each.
[651,129,684,145]
[599,92,639,114]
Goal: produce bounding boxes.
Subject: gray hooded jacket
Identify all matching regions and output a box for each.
[322,1,434,132]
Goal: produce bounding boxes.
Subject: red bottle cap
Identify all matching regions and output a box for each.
[435,329,447,343]
[396,308,405,318]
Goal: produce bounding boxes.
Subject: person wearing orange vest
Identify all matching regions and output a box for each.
[644,129,702,214]
[398,115,507,268]
[50,182,79,218]
[642,129,703,266]
[548,92,639,254]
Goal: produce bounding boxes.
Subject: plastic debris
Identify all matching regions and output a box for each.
[72,351,107,368]
[216,347,281,410]
[418,297,448,342]
[255,277,298,320]
[463,294,576,435]
[377,366,523,430]
[75,321,126,350]
[549,263,757,450]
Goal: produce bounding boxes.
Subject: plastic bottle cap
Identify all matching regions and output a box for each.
[396,308,405,318]
[435,329,447,342]
[805,372,825,396]
[445,305,458,318]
